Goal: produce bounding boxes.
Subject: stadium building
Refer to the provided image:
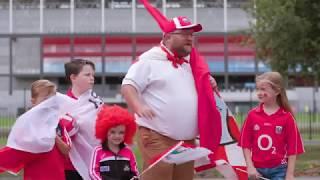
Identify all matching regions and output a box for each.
[0,0,318,115]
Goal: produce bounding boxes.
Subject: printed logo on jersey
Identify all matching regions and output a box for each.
[254,124,260,131]
[263,122,272,126]
[100,165,110,172]
[123,165,130,172]
[275,126,283,134]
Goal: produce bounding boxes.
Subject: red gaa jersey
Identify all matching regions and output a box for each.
[239,104,304,168]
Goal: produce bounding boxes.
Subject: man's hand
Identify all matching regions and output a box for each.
[209,76,217,90]
[134,104,156,120]
[121,84,156,120]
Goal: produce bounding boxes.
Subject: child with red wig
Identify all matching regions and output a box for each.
[89,105,139,180]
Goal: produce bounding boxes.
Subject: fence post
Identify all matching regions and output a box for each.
[309,111,312,140]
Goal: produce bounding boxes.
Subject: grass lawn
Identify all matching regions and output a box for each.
[295,144,320,176]
[0,138,6,147]
[0,117,15,128]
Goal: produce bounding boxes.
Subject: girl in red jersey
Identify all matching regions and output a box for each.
[89,105,139,180]
[239,72,304,180]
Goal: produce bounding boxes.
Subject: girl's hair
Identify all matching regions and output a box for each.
[31,79,57,99]
[256,72,293,114]
[95,105,136,146]
[64,59,95,83]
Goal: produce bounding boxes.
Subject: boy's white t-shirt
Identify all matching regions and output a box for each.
[122,46,198,140]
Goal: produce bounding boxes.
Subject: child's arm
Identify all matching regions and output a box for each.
[55,136,70,156]
[243,148,260,179]
[285,155,296,180]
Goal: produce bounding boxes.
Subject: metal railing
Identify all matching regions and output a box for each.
[1,112,319,146]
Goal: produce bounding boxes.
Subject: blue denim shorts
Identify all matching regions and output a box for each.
[256,164,287,180]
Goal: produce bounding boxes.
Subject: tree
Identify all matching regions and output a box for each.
[246,0,320,84]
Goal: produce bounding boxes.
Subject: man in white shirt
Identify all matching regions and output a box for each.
[122,16,203,180]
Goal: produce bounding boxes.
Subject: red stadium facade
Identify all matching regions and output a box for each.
[42,34,260,76]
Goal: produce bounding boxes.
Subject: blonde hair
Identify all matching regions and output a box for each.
[256,72,293,114]
[31,79,57,99]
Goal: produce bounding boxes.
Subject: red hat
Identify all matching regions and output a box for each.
[95,105,136,145]
[140,0,202,33]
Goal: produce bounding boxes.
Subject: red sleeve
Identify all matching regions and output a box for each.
[89,147,102,180]
[286,114,305,155]
[59,115,78,137]
[238,112,253,149]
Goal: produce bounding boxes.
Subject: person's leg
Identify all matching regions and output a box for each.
[172,139,195,180]
[137,127,179,180]
[172,161,195,180]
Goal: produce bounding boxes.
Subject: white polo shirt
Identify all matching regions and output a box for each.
[122,46,198,140]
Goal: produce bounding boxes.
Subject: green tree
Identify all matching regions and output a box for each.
[246,0,320,82]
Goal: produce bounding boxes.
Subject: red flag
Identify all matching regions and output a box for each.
[0,146,65,179]
[190,49,222,159]
[195,92,247,180]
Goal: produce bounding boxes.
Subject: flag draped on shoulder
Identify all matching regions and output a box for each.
[67,90,103,180]
[2,90,103,180]
[7,93,76,153]
[138,1,245,179]
[189,48,222,160]
[1,93,75,178]
[139,0,222,167]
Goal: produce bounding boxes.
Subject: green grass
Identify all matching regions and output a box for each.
[0,117,15,128]
[0,138,6,146]
[295,144,320,176]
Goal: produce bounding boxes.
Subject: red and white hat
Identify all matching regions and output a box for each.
[169,16,202,32]
[140,0,202,33]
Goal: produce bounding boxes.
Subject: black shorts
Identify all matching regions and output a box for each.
[65,170,83,180]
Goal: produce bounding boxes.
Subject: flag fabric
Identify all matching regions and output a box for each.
[0,146,65,180]
[189,48,222,159]
[0,93,73,179]
[0,93,76,179]
[0,147,24,175]
[67,90,103,180]
[7,93,76,153]
[149,141,212,166]
[195,92,247,180]
[3,90,103,180]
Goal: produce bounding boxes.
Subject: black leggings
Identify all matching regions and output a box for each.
[65,170,83,180]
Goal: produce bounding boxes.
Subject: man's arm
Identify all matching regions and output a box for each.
[121,84,155,119]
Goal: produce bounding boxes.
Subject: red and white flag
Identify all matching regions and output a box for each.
[0,93,76,177]
[195,92,247,180]
[149,141,212,166]
[137,141,211,179]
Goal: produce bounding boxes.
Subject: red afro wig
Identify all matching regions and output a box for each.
[95,105,136,145]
